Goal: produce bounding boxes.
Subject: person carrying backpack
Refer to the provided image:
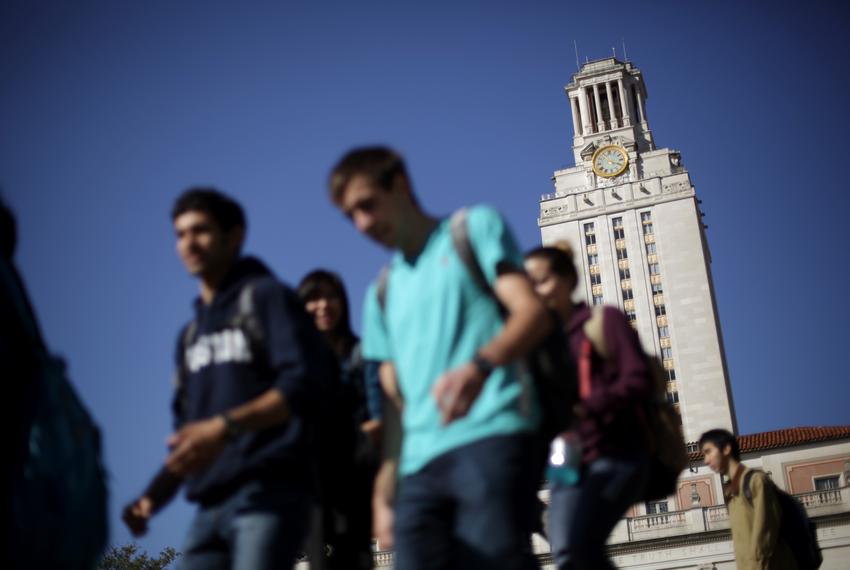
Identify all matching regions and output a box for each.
[524,242,653,570]
[700,429,806,570]
[122,188,331,570]
[328,146,551,570]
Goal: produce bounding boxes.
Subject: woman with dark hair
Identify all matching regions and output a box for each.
[298,269,382,428]
[298,269,381,570]
[524,243,652,570]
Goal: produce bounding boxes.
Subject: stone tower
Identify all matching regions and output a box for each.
[538,57,737,443]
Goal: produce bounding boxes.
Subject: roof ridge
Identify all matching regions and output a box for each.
[686,425,850,461]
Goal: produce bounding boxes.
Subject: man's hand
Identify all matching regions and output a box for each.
[122,496,154,537]
[165,416,227,476]
[432,362,486,424]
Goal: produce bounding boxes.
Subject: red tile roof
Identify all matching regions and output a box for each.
[688,426,850,461]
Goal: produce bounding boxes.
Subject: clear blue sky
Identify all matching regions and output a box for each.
[3,0,849,558]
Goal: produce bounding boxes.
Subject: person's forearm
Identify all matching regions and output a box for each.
[142,467,183,512]
[224,387,289,431]
[379,363,403,462]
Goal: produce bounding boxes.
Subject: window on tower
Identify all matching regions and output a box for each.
[584,223,596,245]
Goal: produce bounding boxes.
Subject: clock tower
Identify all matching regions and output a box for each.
[538,57,737,444]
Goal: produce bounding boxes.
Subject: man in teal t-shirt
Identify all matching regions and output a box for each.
[328,146,550,570]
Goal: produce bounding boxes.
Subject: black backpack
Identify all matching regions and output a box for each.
[743,469,823,569]
[376,208,577,441]
[3,257,108,569]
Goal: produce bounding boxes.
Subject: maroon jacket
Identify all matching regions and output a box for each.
[565,303,653,464]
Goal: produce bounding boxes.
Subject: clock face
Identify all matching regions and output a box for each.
[591,145,629,178]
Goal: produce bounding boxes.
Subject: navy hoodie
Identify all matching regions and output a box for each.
[174,257,329,504]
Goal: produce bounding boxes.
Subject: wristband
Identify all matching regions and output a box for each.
[472,354,495,377]
[220,413,244,442]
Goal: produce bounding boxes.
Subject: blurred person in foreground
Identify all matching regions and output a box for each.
[2,196,107,568]
[524,242,652,570]
[123,188,331,569]
[329,146,549,569]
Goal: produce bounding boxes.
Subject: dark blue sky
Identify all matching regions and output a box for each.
[3,0,849,557]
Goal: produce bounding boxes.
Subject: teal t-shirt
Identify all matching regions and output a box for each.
[361,205,539,476]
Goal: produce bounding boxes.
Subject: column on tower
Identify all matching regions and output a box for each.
[605,81,617,129]
[618,78,631,127]
[570,96,582,137]
[636,85,648,126]
[592,83,605,132]
[579,87,593,134]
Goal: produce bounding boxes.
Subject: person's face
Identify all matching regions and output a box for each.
[701,441,730,475]
[338,175,404,248]
[174,210,240,279]
[305,282,343,333]
[524,256,573,313]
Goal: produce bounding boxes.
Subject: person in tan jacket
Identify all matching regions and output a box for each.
[700,429,796,570]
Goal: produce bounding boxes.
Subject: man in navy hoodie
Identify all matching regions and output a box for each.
[123,188,328,569]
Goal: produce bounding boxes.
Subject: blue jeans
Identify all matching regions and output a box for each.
[394,434,543,570]
[548,455,648,570]
[178,479,311,570]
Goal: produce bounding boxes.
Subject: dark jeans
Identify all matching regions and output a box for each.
[394,433,542,570]
[548,455,649,570]
[178,479,311,570]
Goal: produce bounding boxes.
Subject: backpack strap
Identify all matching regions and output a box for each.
[376,265,390,313]
[743,468,757,504]
[578,339,593,400]
[235,283,265,344]
[582,305,609,358]
[449,207,493,296]
[577,306,607,400]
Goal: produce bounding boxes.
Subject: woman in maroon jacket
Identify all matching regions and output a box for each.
[525,242,653,570]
